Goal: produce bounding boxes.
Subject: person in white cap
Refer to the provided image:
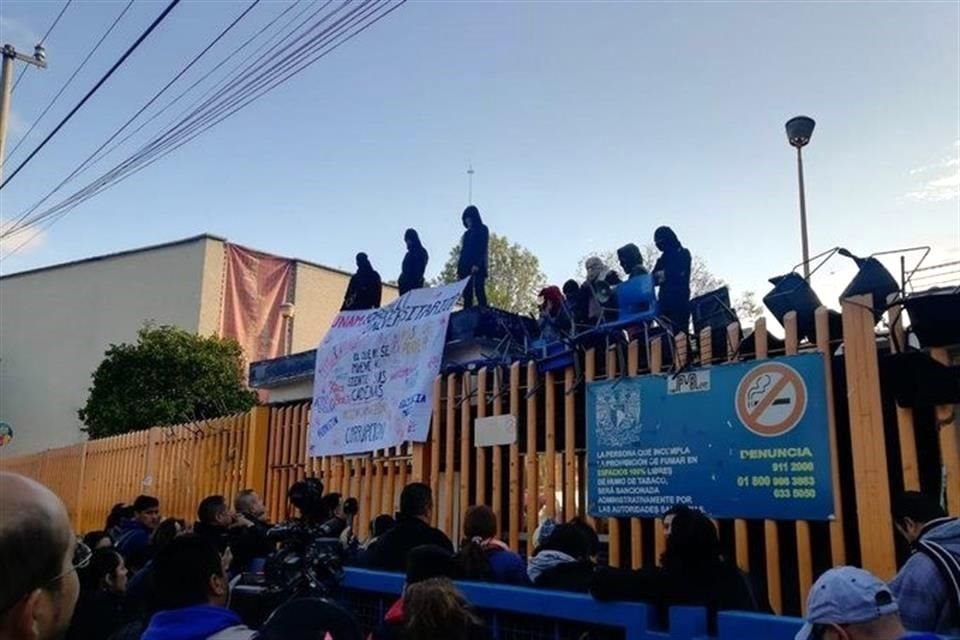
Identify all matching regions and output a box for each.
[795,566,939,640]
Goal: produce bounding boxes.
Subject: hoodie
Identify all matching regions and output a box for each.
[457,208,489,277]
[890,517,960,634]
[115,520,152,569]
[651,226,692,327]
[343,253,383,311]
[142,605,255,640]
[399,231,429,295]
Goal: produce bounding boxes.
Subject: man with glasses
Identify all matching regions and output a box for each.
[0,472,88,640]
[794,566,939,640]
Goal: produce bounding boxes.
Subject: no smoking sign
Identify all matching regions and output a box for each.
[735,362,808,437]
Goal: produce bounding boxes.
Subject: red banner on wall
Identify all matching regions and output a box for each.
[220,243,294,363]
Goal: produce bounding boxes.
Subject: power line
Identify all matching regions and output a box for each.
[4,0,136,164]
[39,0,75,45]
[0,0,182,192]
[7,0,405,240]
[4,0,311,237]
[4,0,348,238]
[10,0,74,94]
[1,0,406,249]
[1,0,269,240]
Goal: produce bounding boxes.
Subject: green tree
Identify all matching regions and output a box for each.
[577,245,762,321]
[436,233,547,314]
[79,325,257,439]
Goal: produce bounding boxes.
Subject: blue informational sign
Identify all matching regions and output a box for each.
[587,353,834,521]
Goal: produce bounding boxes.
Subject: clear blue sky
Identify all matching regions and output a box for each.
[1,0,958,308]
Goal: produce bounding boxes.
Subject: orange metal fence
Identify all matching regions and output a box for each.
[2,297,956,617]
[1,412,263,533]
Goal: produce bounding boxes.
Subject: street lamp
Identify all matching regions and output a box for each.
[786,115,815,280]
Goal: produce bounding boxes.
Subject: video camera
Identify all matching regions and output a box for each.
[230,479,349,627]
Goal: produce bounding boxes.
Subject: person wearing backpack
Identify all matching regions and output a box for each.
[456,506,528,586]
[890,491,960,635]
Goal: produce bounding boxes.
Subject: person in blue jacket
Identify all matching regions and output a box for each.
[142,534,255,640]
[114,495,161,572]
[456,505,529,586]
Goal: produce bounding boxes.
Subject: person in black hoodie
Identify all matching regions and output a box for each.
[399,229,429,295]
[457,206,490,308]
[590,508,770,632]
[67,548,129,640]
[527,522,596,592]
[651,226,692,335]
[364,483,453,572]
[342,252,383,311]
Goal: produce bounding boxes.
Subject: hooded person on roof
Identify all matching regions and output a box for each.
[652,226,692,334]
[341,252,382,311]
[457,206,490,308]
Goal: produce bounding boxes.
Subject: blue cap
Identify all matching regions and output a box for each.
[795,566,899,640]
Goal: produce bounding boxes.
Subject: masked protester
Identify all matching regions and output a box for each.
[399,229,429,295]
[457,206,490,308]
[652,226,692,334]
[342,253,383,311]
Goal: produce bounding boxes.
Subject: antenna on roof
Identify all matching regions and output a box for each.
[467,162,475,204]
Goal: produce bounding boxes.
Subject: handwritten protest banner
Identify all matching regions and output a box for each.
[308,279,468,456]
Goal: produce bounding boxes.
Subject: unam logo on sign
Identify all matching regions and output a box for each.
[735,362,808,437]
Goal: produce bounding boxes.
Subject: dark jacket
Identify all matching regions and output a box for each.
[652,227,692,327]
[399,240,429,295]
[590,563,771,632]
[229,514,273,574]
[457,210,490,278]
[193,521,230,555]
[67,590,127,640]
[342,259,383,311]
[364,516,453,572]
[115,520,152,571]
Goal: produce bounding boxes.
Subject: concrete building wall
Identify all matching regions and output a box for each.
[0,238,211,457]
[197,237,227,336]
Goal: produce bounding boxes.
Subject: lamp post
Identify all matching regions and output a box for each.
[786,116,815,280]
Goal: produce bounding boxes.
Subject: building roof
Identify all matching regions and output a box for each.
[0,233,388,283]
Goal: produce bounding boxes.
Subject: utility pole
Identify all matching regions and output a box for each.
[0,43,48,182]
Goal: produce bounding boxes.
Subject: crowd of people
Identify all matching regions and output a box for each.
[1,470,956,640]
[338,205,694,346]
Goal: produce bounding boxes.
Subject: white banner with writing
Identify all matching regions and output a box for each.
[307,279,468,456]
